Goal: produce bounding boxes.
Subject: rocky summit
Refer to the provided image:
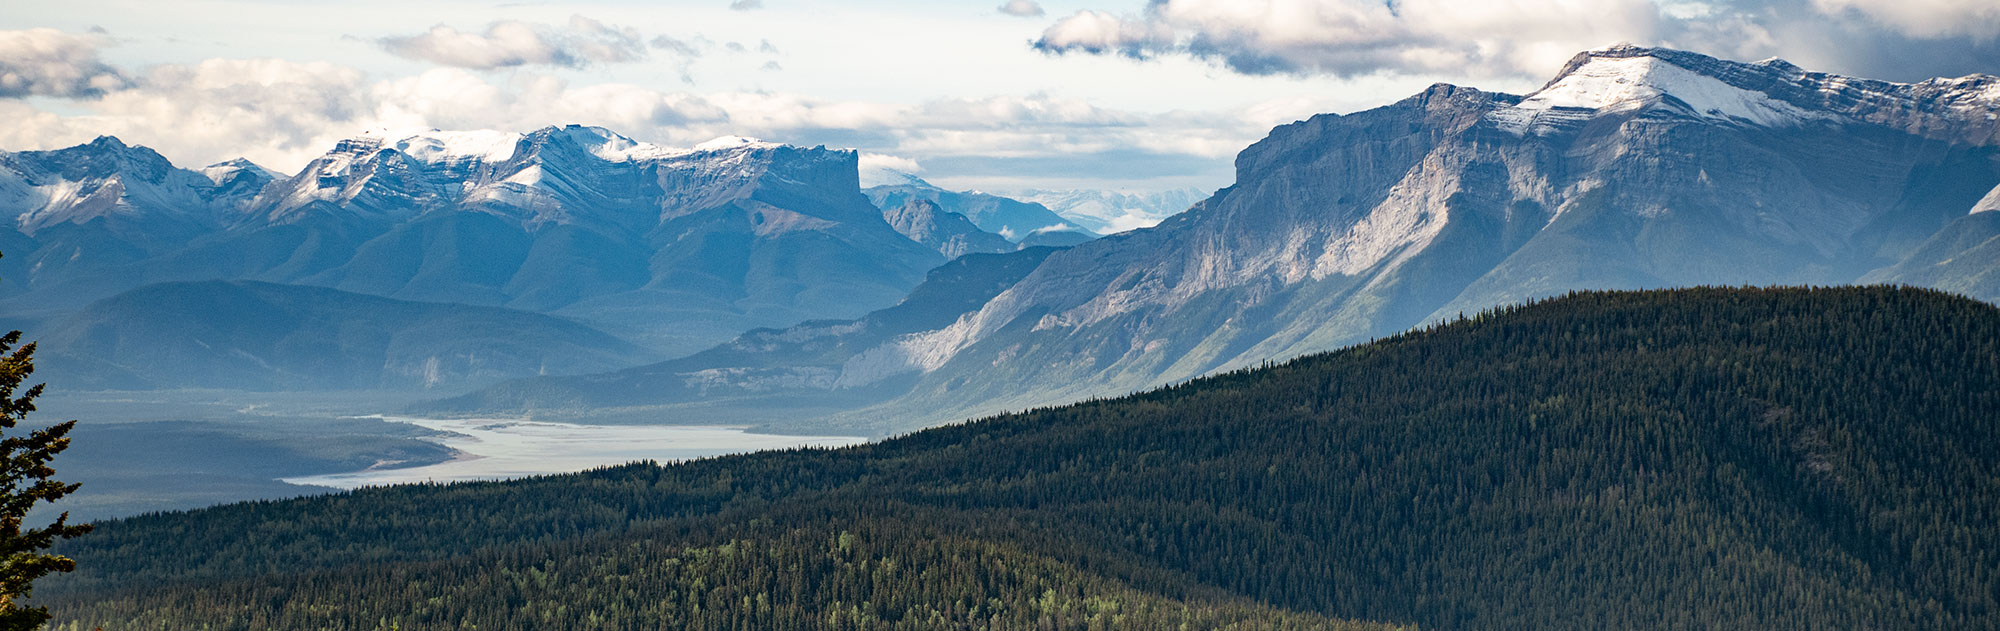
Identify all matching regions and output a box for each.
[440,45,2000,434]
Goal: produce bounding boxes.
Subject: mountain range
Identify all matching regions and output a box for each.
[6,44,1999,431]
[436,45,2000,434]
[0,127,1102,394]
[0,127,948,357]
[864,175,1099,247]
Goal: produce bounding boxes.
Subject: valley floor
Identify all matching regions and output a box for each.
[37,390,867,521]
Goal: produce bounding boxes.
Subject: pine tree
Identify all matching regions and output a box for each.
[0,331,89,631]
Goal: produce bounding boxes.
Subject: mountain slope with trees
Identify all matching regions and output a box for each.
[40,286,2000,630]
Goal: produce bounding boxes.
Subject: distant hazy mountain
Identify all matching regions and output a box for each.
[1861,203,2000,302]
[0,127,945,355]
[879,198,1016,259]
[421,247,1063,417]
[1014,227,1096,248]
[441,45,2000,433]
[1007,187,1207,234]
[863,176,1097,245]
[36,280,653,391]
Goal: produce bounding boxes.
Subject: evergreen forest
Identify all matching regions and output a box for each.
[38,286,2000,630]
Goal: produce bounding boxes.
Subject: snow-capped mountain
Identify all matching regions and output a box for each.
[439,45,2000,434]
[0,126,944,355]
[0,137,273,306]
[0,137,250,235]
[1007,188,1207,234]
[198,158,281,201]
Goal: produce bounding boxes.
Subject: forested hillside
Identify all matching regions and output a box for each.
[41,287,2000,630]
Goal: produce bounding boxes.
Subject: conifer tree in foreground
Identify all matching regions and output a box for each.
[0,328,89,630]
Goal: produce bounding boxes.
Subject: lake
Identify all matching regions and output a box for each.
[284,416,869,489]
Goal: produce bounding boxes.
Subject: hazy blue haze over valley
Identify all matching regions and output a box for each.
[1,2,1999,629]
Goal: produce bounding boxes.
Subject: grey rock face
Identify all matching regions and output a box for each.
[880,198,1016,259]
[459,45,2000,434]
[821,46,1999,430]
[0,126,945,356]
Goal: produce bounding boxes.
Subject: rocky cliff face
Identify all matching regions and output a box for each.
[880,198,1016,259]
[445,45,2000,433]
[846,47,1998,426]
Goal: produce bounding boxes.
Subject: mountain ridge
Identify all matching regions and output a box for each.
[438,45,2000,434]
[0,125,947,356]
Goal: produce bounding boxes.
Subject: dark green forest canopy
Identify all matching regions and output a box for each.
[41,286,2000,630]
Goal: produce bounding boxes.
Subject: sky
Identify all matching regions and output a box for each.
[3,0,1998,193]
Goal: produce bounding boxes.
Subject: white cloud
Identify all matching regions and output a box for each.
[1812,0,2000,39]
[378,15,647,70]
[911,94,1140,129]
[0,57,370,170]
[1034,0,1667,78]
[0,31,1341,191]
[0,28,129,98]
[730,0,763,10]
[857,152,924,186]
[651,36,702,58]
[998,0,1046,18]
[1034,0,2000,80]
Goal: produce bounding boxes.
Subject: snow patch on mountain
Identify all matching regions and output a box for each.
[695,136,781,152]
[1974,183,2000,215]
[253,126,838,227]
[1927,75,2000,108]
[200,158,279,185]
[402,131,520,163]
[17,178,118,231]
[1492,54,1833,133]
[587,137,680,162]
